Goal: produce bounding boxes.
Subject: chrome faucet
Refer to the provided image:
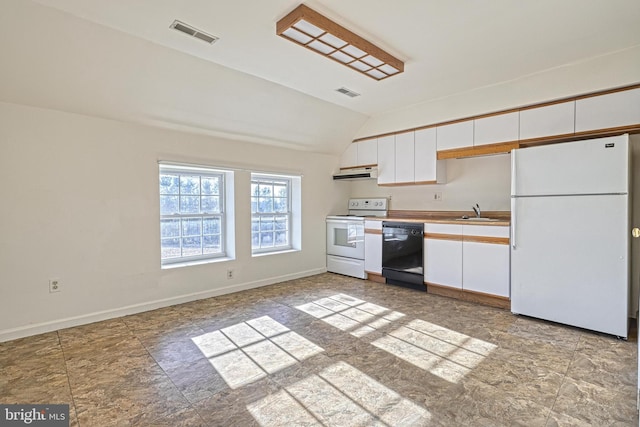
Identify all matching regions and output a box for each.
[472,203,481,218]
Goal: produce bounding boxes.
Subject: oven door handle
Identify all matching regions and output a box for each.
[327,219,364,225]
[326,219,352,224]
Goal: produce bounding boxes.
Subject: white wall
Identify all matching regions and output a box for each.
[355,45,640,139]
[350,154,511,212]
[0,101,349,341]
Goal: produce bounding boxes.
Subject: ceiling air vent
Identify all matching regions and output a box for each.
[170,20,219,44]
[336,87,361,98]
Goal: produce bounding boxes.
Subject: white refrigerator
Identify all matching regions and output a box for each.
[511,134,630,338]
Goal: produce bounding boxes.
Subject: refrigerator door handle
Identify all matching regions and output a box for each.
[511,149,517,196]
[511,149,517,250]
[511,197,517,250]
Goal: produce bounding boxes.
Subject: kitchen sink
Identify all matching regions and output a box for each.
[455,217,500,222]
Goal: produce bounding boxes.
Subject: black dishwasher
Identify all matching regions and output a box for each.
[382,222,425,291]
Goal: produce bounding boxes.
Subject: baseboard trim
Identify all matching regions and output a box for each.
[365,272,386,283]
[0,267,326,343]
[426,282,510,310]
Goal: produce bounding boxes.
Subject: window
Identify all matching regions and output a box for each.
[251,174,292,253]
[159,164,226,265]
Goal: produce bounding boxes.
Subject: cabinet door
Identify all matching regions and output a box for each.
[462,225,510,297]
[436,120,473,151]
[340,143,358,168]
[415,127,445,183]
[519,101,575,140]
[395,131,415,184]
[364,233,382,274]
[473,112,519,146]
[462,241,510,297]
[364,220,382,275]
[357,139,378,166]
[575,88,640,132]
[377,135,396,184]
[424,224,463,289]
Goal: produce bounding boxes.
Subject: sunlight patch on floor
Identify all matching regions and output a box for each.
[192,315,324,389]
[372,320,497,383]
[247,361,431,427]
[296,294,405,337]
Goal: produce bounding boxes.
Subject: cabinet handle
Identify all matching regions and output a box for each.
[511,150,517,250]
[511,197,517,250]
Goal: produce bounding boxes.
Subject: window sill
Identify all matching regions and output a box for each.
[161,256,233,270]
[252,248,299,258]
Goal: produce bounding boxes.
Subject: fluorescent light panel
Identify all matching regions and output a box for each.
[276,4,404,81]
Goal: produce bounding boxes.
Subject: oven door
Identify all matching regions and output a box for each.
[326,218,365,259]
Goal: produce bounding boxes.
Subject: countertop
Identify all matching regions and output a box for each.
[364,210,511,226]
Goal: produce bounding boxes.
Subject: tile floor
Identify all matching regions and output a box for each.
[0,273,638,426]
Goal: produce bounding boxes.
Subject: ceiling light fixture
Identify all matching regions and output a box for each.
[276,4,404,81]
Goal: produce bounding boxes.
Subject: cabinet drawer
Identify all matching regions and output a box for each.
[365,220,382,231]
[424,223,463,236]
[462,225,509,238]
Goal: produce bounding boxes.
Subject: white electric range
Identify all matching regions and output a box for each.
[326,198,388,278]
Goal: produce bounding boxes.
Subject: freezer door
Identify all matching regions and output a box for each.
[511,194,629,337]
[511,134,629,196]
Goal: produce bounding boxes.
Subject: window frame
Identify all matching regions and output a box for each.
[251,174,293,254]
[159,164,227,266]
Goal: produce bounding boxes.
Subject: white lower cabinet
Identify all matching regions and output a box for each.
[364,220,382,275]
[462,225,510,297]
[424,224,463,289]
[462,241,510,297]
[425,223,510,298]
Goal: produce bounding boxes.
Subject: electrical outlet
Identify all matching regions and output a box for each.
[226,269,234,279]
[434,192,443,201]
[49,279,61,293]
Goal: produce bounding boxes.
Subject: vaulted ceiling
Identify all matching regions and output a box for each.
[1,0,639,154]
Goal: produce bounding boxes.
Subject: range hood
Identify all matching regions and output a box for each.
[333,167,378,181]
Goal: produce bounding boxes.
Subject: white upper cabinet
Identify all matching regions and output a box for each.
[436,120,474,151]
[357,139,378,166]
[340,139,377,168]
[473,112,519,146]
[339,143,358,168]
[575,88,640,133]
[414,128,446,183]
[394,131,415,184]
[519,101,575,140]
[377,135,395,185]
